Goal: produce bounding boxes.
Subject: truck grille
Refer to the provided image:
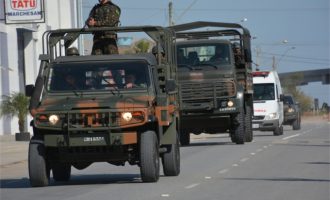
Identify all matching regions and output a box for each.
[253,115,265,120]
[180,81,236,102]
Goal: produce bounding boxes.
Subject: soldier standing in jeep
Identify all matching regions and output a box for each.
[86,0,121,55]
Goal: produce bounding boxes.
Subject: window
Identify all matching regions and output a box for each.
[253,83,275,101]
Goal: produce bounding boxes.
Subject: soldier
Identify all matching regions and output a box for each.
[66,47,80,56]
[86,0,121,55]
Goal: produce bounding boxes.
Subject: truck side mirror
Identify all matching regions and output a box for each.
[25,85,35,97]
[244,49,252,62]
[279,94,284,102]
[165,79,176,93]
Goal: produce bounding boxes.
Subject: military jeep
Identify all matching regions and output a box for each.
[25,26,180,187]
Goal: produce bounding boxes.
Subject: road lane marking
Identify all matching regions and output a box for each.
[263,146,268,149]
[232,164,239,167]
[219,169,229,174]
[282,134,300,140]
[240,157,250,162]
[161,194,170,197]
[250,152,256,155]
[204,176,212,179]
[185,183,200,189]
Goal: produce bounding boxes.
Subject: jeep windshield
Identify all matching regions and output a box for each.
[177,43,232,70]
[253,83,275,101]
[47,60,150,93]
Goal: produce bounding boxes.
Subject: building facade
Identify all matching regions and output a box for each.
[0,0,81,135]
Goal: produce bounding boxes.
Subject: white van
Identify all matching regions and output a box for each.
[252,71,284,135]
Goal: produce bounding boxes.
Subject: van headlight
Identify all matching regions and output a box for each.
[265,113,277,120]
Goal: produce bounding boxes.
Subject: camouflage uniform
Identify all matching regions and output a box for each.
[87,1,121,55]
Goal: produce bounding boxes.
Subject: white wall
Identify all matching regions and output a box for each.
[0,0,79,135]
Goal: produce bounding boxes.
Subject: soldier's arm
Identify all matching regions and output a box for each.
[85,5,97,26]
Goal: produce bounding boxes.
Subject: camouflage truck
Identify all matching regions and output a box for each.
[170,22,254,145]
[25,26,180,187]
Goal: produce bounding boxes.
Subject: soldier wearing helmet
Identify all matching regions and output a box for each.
[66,47,80,56]
[86,0,121,55]
[152,45,165,63]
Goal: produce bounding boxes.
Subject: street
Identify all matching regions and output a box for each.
[1,118,329,200]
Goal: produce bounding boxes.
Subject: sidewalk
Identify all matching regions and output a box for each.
[0,135,29,167]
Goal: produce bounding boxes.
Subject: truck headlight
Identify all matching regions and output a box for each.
[49,115,60,125]
[288,108,295,113]
[227,101,234,107]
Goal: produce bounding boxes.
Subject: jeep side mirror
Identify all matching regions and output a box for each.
[165,79,176,93]
[25,85,35,97]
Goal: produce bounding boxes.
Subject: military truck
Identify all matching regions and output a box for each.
[25,26,180,187]
[170,22,254,145]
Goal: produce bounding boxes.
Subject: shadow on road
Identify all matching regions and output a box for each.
[0,173,142,188]
[182,141,235,147]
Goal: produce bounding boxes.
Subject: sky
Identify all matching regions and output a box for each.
[82,0,330,105]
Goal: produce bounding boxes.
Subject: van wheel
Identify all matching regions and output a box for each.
[180,130,190,146]
[244,104,253,142]
[28,137,50,187]
[231,107,245,144]
[273,125,284,136]
[162,134,180,176]
[140,131,160,182]
[52,163,71,182]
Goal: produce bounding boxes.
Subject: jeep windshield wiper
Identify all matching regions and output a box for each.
[102,77,121,96]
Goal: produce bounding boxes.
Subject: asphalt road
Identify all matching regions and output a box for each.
[1,119,329,200]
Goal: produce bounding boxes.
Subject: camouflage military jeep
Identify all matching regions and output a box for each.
[25,26,180,187]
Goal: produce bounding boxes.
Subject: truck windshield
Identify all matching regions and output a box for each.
[47,61,150,92]
[253,83,275,101]
[177,43,232,68]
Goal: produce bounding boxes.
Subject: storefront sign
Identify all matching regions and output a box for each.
[4,0,45,24]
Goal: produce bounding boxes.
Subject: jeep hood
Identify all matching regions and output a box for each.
[36,94,154,112]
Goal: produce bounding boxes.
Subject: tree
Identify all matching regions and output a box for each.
[134,39,151,53]
[0,92,30,134]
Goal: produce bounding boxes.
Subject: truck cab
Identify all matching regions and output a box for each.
[252,70,284,135]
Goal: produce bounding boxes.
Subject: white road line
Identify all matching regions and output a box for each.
[219,169,229,174]
[250,152,256,155]
[282,134,300,140]
[232,164,239,167]
[185,183,200,189]
[161,194,170,197]
[204,176,212,179]
[240,157,250,162]
[263,146,268,149]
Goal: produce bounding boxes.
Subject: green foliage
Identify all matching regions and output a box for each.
[134,39,151,53]
[0,92,30,133]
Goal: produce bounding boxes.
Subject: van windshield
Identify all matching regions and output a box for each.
[47,60,150,92]
[253,83,275,101]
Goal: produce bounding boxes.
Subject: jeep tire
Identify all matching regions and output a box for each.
[140,131,160,182]
[162,134,180,176]
[28,137,50,187]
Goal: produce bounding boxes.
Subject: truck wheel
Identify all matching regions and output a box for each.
[140,131,160,182]
[273,125,284,136]
[28,137,50,187]
[244,104,253,142]
[52,163,71,182]
[232,108,245,144]
[180,130,190,146]
[162,134,180,176]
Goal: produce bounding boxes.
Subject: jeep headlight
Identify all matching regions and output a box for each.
[49,115,60,125]
[122,112,133,122]
[288,108,295,113]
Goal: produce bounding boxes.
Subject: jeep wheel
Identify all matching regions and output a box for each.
[162,134,180,176]
[273,125,284,136]
[140,130,160,182]
[28,137,50,187]
[180,130,190,146]
[52,163,71,182]
[244,104,253,142]
[231,107,245,144]
[292,118,301,130]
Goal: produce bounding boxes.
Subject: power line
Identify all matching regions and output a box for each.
[263,52,330,62]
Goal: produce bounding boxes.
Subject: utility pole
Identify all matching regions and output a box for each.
[272,56,276,71]
[169,0,174,26]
